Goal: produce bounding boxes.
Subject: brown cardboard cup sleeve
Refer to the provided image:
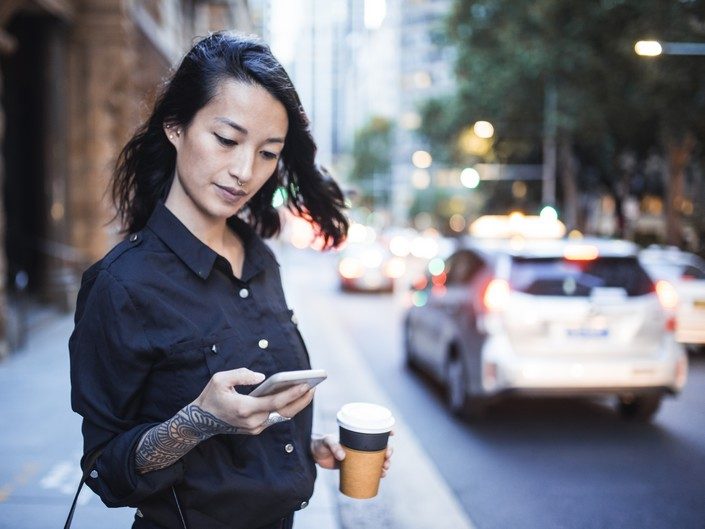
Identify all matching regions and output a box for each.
[339,446,387,499]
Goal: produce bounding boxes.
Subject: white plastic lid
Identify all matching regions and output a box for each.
[336,402,395,434]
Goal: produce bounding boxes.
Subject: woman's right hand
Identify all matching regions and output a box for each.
[193,368,314,435]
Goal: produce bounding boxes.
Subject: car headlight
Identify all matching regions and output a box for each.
[339,258,364,279]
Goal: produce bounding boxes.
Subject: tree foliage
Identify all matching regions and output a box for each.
[348,116,394,206]
[421,0,705,242]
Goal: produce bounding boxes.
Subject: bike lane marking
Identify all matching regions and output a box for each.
[0,461,41,503]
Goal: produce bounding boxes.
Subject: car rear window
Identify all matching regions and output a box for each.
[509,256,654,297]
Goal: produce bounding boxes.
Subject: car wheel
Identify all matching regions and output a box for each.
[617,393,662,422]
[446,354,487,419]
[446,355,468,417]
[403,318,419,371]
[686,343,705,355]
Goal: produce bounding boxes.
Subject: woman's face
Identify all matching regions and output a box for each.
[165,79,288,222]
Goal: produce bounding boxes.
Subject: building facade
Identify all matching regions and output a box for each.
[391,0,453,224]
[0,0,254,356]
[277,0,453,224]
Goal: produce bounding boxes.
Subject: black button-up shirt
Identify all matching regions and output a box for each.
[69,202,316,529]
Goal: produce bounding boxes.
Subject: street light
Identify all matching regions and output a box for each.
[473,120,494,139]
[635,40,705,57]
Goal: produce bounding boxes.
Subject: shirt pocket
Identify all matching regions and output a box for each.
[200,329,274,382]
[273,309,312,370]
[160,329,261,407]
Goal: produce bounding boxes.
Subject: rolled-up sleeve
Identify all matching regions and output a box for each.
[69,269,183,507]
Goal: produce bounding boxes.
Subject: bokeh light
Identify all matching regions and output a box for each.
[412,150,432,169]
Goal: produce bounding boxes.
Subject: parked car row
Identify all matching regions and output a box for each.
[337,241,403,292]
[335,224,453,293]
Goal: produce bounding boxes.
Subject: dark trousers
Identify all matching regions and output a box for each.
[260,514,294,529]
[133,512,294,529]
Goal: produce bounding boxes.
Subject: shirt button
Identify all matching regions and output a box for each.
[90,469,98,479]
[210,344,218,354]
[291,313,298,325]
[284,443,294,454]
[300,501,308,509]
[258,339,269,349]
[129,233,138,242]
[239,288,249,298]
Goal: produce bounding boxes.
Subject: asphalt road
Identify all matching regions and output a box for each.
[297,250,705,529]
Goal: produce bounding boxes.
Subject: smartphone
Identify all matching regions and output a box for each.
[249,369,327,398]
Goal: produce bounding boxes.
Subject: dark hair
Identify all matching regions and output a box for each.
[111,32,348,248]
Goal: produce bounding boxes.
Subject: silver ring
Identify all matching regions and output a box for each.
[265,411,291,426]
[235,176,243,187]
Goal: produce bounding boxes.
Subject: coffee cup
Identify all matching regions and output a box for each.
[336,402,395,499]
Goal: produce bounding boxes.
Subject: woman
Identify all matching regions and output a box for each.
[69,32,392,529]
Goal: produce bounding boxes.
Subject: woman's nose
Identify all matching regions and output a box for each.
[229,150,255,183]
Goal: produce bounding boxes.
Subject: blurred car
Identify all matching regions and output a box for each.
[639,246,705,347]
[403,237,688,422]
[337,241,404,292]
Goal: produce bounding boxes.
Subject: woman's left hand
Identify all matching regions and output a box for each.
[310,433,394,477]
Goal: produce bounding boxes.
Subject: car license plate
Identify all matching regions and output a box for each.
[566,327,609,338]
[693,299,705,310]
[362,274,383,287]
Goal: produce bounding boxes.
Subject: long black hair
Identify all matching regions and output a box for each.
[111,32,348,248]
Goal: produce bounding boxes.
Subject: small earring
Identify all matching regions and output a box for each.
[170,134,174,140]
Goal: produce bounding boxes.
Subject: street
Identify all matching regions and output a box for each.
[1,247,704,529]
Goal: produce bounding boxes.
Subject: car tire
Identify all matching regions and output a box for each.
[617,393,662,422]
[686,343,705,355]
[403,318,419,372]
[446,354,486,419]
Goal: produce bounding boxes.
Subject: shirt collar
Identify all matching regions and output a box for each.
[146,201,267,281]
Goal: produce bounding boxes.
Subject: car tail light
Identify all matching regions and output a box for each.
[412,276,428,290]
[676,354,688,390]
[655,279,678,310]
[665,316,677,332]
[483,279,511,312]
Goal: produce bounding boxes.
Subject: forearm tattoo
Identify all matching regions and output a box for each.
[135,404,239,474]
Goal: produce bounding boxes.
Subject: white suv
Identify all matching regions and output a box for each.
[639,245,705,348]
[404,237,688,421]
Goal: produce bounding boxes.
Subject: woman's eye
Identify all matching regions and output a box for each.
[214,133,236,146]
[261,151,279,161]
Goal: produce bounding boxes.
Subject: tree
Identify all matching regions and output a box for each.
[421,0,705,243]
[348,116,394,208]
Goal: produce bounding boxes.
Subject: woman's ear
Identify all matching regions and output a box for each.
[163,122,182,148]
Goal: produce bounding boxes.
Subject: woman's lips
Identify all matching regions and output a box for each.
[215,183,247,202]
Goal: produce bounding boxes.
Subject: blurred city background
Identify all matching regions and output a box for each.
[1,1,705,528]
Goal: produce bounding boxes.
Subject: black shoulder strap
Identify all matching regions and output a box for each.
[63,451,188,529]
[63,449,103,529]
